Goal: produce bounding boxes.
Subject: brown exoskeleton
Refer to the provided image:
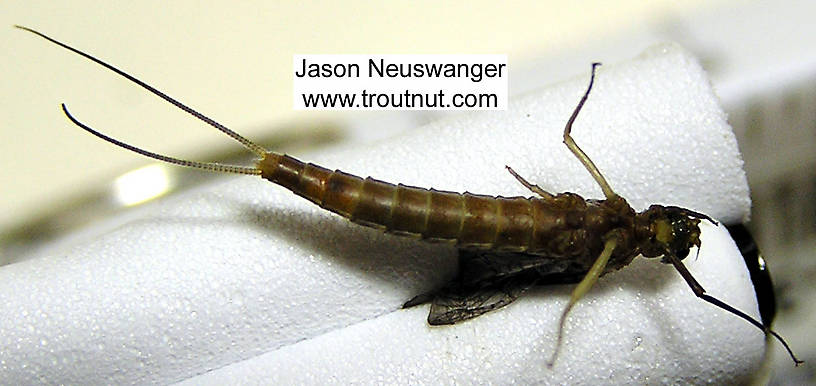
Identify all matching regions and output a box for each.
[16,25,801,367]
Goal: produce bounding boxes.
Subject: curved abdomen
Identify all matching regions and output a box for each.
[259,153,586,254]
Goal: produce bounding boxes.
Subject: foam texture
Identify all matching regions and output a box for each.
[0,44,760,384]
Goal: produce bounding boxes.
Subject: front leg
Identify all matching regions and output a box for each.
[663,253,803,365]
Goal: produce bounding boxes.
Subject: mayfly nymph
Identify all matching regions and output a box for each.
[16,25,802,367]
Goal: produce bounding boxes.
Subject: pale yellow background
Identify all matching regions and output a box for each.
[1,1,724,230]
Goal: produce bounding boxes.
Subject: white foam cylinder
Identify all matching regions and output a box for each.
[0,44,761,384]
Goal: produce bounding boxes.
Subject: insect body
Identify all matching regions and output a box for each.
[17,26,801,367]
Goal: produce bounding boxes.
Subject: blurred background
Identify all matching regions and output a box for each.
[1,1,813,383]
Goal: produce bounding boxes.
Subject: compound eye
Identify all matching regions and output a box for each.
[669,219,693,259]
[673,218,690,236]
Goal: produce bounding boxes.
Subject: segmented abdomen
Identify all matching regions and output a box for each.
[259,153,585,253]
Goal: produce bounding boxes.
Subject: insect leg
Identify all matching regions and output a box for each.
[562,63,617,200]
[505,165,553,199]
[664,253,803,366]
[547,237,618,368]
